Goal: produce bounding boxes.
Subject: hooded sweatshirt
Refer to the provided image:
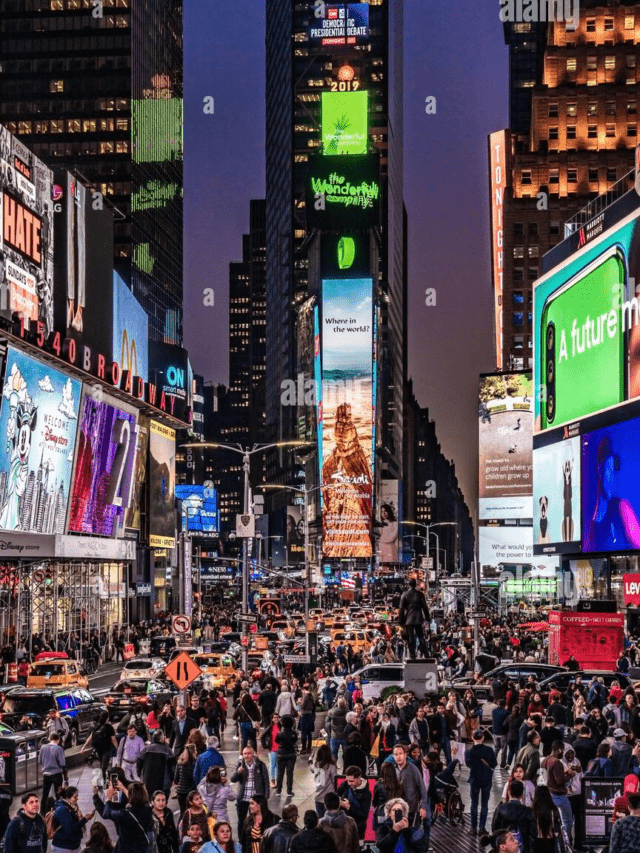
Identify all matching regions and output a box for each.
[319,810,359,853]
[4,810,47,853]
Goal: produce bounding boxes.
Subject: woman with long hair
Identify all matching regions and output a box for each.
[199,821,241,853]
[374,713,397,771]
[93,781,155,853]
[83,823,113,853]
[260,713,280,789]
[311,743,337,817]
[197,766,237,823]
[238,795,276,853]
[178,790,212,843]
[174,744,198,816]
[501,764,535,807]
[373,762,404,829]
[462,689,481,741]
[52,785,94,853]
[233,693,261,751]
[532,786,564,853]
[151,791,179,853]
[186,728,207,756]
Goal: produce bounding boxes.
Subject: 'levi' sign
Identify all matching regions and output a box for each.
[623,574,640,606]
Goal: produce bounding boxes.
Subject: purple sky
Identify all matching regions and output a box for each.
[183,1,509,516]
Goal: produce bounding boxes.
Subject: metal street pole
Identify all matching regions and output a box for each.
[242,449,250,674]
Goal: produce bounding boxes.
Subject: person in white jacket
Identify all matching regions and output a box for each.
[197,766,237,823]
[274,681,297,718]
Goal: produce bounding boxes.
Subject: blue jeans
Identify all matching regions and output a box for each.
[269,751,277,781]
[470,782,492,832]
[330,737,346,761]
[551,793,573,840]
[299,715,314,751]
[239,721,257,750]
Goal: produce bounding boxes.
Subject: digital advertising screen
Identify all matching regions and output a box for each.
[306,155,380,229]
[322,91,368,156]
[132,97,183,164]
[0,347,81,534]
[582,778,626,847]
[286,504,305,564]
[321,278,373,558]
[321,232,371,280]
[582,414,640,553]
[149,341,189,402]
[175,484,219,536]
[125,417,149,531]
[308,3,369,47]
[479,524,533,573]
[378,480,400,565]
[534,207,640,434]
[0,125,54,330]
[533,436,581,555]
[68,394,138,537]
[480,495,532,521]
[478,373,533,503]
[149,420,176,548]
[113,272,149,384]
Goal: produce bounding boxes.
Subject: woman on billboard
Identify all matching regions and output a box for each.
[585,436,640,551]
[379,503,398,564]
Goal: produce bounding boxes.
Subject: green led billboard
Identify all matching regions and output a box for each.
[132,98,183,163]
[322,91,368,156]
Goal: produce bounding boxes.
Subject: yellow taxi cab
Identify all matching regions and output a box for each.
[27,656,88,689]
[193,653,236,692]
[330,630,374,655]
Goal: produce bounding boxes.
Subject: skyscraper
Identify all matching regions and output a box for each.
[0,0,183,345]
[265,1,405,556]
[490,2,638,371]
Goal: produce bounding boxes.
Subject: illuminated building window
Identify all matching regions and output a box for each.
[50,80,64,92]
[548,126,559,140]
[606,122,615,137]
[549,168,559,184]
[99,99,115,111]
[100,118,114,131]
[606,100,616,115]
[528,245,538,258]
[513,247,524,259]
[513,312,524,327]
[50,0,64,8]
[628,124,638,137]
[521,169,532,185]
[567,125,576,139]
[605,55,615,70]
[115,14,128,27]
[548,103,558,117]
[625,16,635,30]
[588,101,598,116]
[566,102,577,117]
[568,168,577,183]
[67,119,81,132]
[587,56,597,71]
[604,18,614,31]
[116,118,129,131]
[628,100,637,114]
[82,119,97,132]
[513,291,524,304]
[514,23,531,33]
[587,124,597,138]
[115,140,129,153]
[35,121,48,133]
[50,120,64,133]
[17,121,32,134]
[566,58,576,72]
[586,18,596,32]
[100,141,115,153]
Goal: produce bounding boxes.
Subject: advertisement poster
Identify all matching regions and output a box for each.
[478,373,533,501]
[479,524,533,573]
[308,3,369,47]
[321,278,373,558]
[582,415,640,553]
[113,272,149,383]
[68,394,138,537]
[286,504,305,564]
[0,125,54,329]
[548,611,625,669]
[306,155,380,229]
[533,436,581,554]
[623,572,640,606]
[378,480,400,564]
[175,484,219,536]
[149,420,175,548]
[125,418,148,531]
[488,131,508,370]
[0,347,80,534]
[582,778,625,846]
[480,495,532,521]
[322,91,368,156]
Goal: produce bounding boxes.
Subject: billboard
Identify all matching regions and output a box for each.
[479,524,533,573]
[533,436,581,555]
[322,91,368,156]
[68,394,138,537]
[308,3,369,47]
[0,125,54,329]
[132,97,183,164]
[378,480,400,564]
[125,417,149,531]
[321,232,371,280]
[321,278,373,558]
[175,484,219,536]
[581,414,640,553]
[488,131,508,370]
[478,373,533,501]
[149,341,189,402]
[0,347,80,534]
[149,420,175,548]
[306,155,380,229]
[286,504,305,564]
[113,272,149,384]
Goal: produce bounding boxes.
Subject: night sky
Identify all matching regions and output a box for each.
[183,1,509,520]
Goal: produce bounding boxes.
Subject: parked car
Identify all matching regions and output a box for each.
[1,687,107,747]
[104,679,174,722]
[451,663,567,687]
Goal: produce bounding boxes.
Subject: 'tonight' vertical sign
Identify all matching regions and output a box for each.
[489,130,508,370]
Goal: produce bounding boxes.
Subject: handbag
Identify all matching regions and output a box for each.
[370,733,380,759]
[409,812,427,852]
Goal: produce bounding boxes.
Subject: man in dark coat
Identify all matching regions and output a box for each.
[136,731,175,799]
[262,805,300,853]
[398,579,430,658]
[169,706,197,756]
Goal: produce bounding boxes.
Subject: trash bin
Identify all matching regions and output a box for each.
[0,731,45,795]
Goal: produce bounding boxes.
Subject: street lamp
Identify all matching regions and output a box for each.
[181,441,312,670]
[400,521,457,586]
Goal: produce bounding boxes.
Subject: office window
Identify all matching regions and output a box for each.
[567,125,576,139]
[587,56,597,71]
[628,56,637,68]
[628,124,638,137]
[513,336,524,350]
[513,247,524,259]
[588,124,598,138]
[82,119,96,132]
[607,167,617,181]
[521,170,532,185]
[549,168,559,184]
[605,55,615,70]
[528,245,539,258]
[606,100,616,115]
[528,222,538,236]
[513,292,524,305]
[586,18,596,32]
[529,267,538,281]
[625,16,635,30]
[50,80,64,92]
[589,167,599,182]
[549,126,559,140]
[604,18,614,31]
[588,102,598,116]
[513,313,524,327]
[548,103,559,117]
[628,99,637,115]
[606,122,616,137]
[566,58,577,72]
[99,141,114,154]
[566,103,577,117]
[550,221,560,235]
[513,223,524,237]
[513,268,524,281]
[568,168,578,183]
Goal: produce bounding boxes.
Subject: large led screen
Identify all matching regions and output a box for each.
[149,420,175,548]
[308,3,369,47]
[68,394,138,537]
[534,209,640,433]
[286,504,305,564]
[0,126,54,329]
[478,373,533,502]
[175,484,219,536]
[533,436,581,555]
[321,278,373,558]
[306,155,380,229]
[322,91,368,156]
[0,347,80,534]
[125,417,148,531]
[479,524,533,573]
[582,415,640,553]
[113,272,149,383]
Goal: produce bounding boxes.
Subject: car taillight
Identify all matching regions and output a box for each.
[134,696,148,704]
[105,697,114,704]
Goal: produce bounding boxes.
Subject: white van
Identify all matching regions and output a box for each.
[321,661,438,702]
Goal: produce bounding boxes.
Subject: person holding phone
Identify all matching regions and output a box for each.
[92,781,155,853]
[197,767,237,824]
[51,786,95,853]
[375,798,424,853]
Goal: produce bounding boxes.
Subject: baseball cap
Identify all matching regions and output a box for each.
[614,728,626,738]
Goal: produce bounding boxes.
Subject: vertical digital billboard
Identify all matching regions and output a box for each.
[321,278,373,558]
[377,480,400,564]
[113,272,149,384]
[149,420,175,548]
[68,394,138,537]
[125,417,149,531]
[533,436,581,554]
[308,4,370,47]
[175,484,219,536]
[322,91,368,156]
[0,125,54,330]
[286,504,305,564]
[0,347,80,534]
[488,131,508,371]
[306,155,381,229]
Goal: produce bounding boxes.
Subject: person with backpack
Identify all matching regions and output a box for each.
[4,793,48,853]
[83,712,117,783]
[93,780,156,853]
[39,733,67,816]
[50,786,94,853]
[491,780,535,853]
[584,742,615,778]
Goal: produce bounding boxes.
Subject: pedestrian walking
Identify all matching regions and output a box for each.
[93,781,155,853]
[136,731,176,801]
[466,728,497,836]
[611,792,640,853]
[4,793,48,853]
[275,715,298,798]
[115,725,145,782]
[231,746,270,828]
[39,733,67,815]
[51,786,95,853]
[150,791,179,853]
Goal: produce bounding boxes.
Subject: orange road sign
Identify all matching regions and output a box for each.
[164,651,202,691]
